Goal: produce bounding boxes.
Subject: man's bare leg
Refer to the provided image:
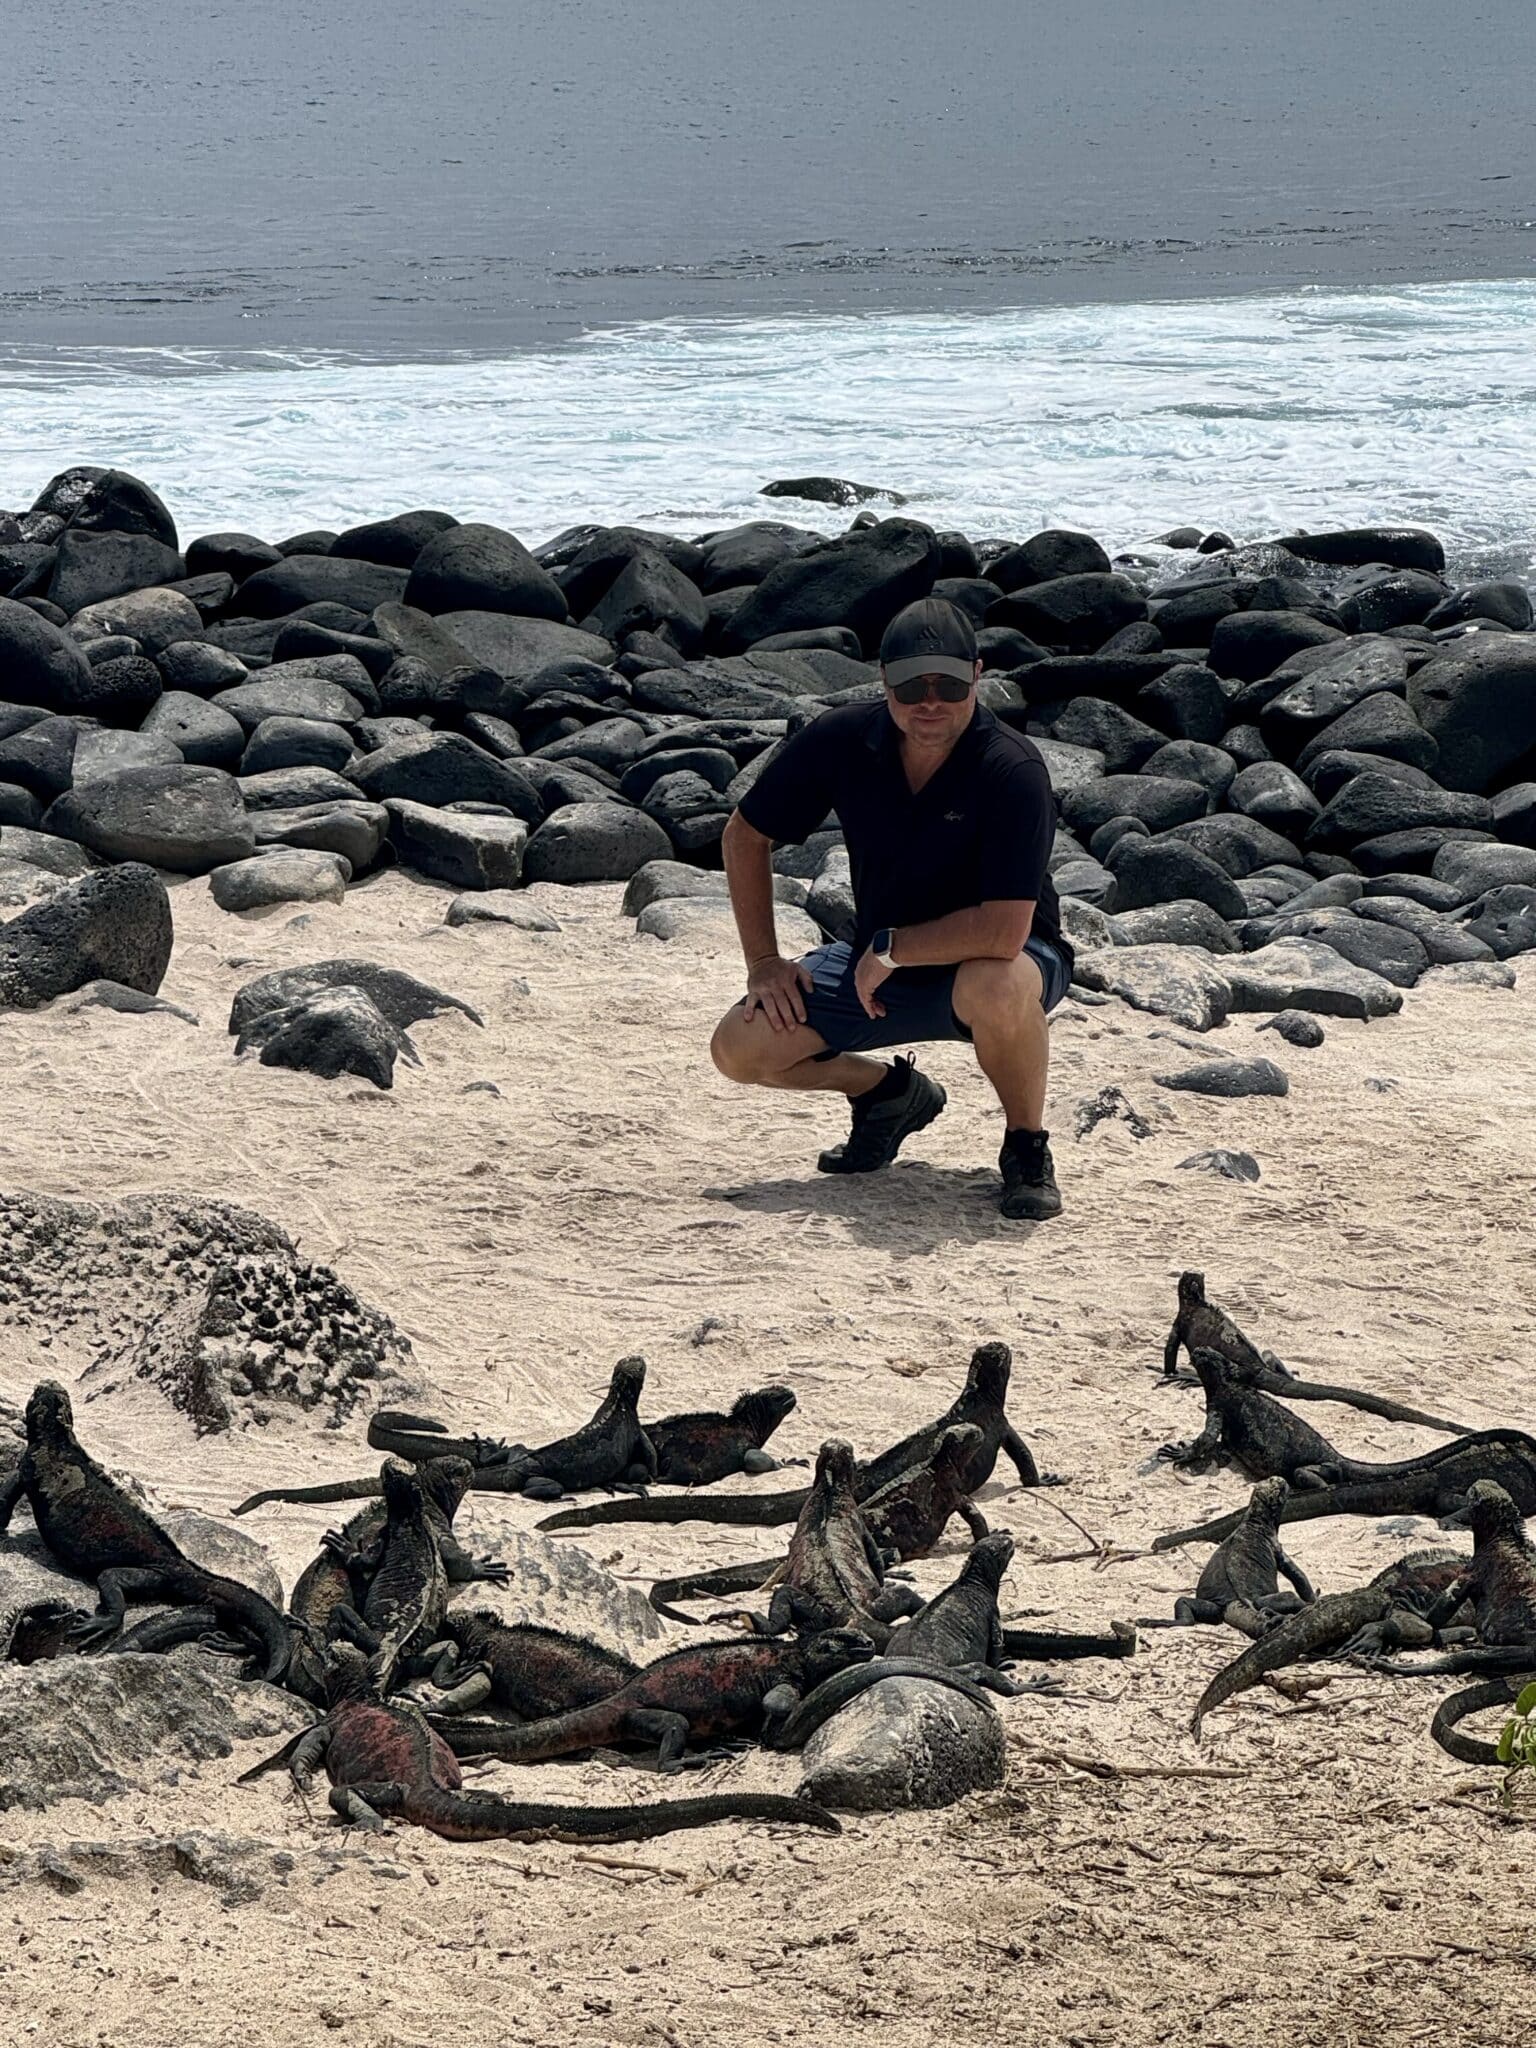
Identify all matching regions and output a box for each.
[710,1006,885,1096]
[952,954,1049,1129]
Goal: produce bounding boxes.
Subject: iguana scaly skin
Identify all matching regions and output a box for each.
[428,1626,878,1770]
[649,1437,930,1634]
[0,1382,291,1680]
[1143,1478,1314,1637]
[1430,1677,1530,1766]
[423,1610,639,1719]
[327,1459,449,1695]
[1189,1549,1466,1737]
[761,1658,1002,1749]
[536,1341,1051,1533]
[243,1642,842,1839]
[1365,1483,1536,1681]
[232,1357,656,1512]
[1156,1423,1536,1552]
[1163,1271,1472,1436]
[881,1530,1024,1693]
[646,1386,798,1486]
[365,1410,517,1470]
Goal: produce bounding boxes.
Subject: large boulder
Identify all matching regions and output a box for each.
[141,691,246,770]
[719,520,940,654]
[70,586,203,656]
[347,731,542,822]
[235,985,415,1090]
[228,959,481,1037]
[403,522,567,620]
[0,863,173,1010]
[435,611,614,690]
[1491,784,1536,849]
[1462,885,1536,960]
[1104,834,1246,919]
[209,849,351,912]
[212,671,366,732]
[240,716,354,777]
[991,572,1145,653]
[1292,691,1438,775]
[988,529,1111,591]
[797,1677,1005,1813]
[1050,698,1161,774]
[250,799,389,872]
[330,509,457,569]
[523,801,671,883]
[47,531,184,614]
[70,729,184,784]
[1407,639,1536,792]
[582,549,709,655]
[1277,526,1445,574]
[636,896,822,950]
[1070,943,1232,1030]
[1109,899,1240,953]
[226,554,409,620]
[1227,761,1320,839]
[1222,937,1403,1017]
[0,595,96,713]
[385,799,528,890]
[1432,841,1536,900]
[1264,907,1429,986]
[1208,610,1343,683]
[1306,772,1492,852]
[1059,775,1209,839]
[45,766,254,873]
[1352,895,1495,966]
[1258,639,1409,753]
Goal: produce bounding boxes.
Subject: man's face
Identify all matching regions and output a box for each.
[883,662,982,749]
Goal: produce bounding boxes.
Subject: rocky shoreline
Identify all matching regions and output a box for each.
[2,465,1532,1075]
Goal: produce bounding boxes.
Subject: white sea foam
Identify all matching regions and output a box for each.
[3,282,1535,577]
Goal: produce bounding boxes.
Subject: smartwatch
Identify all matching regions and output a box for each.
[872,927,899,968]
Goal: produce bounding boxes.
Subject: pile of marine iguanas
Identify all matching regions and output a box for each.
[3,1295,1533,1848]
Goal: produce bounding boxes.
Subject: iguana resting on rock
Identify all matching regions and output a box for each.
[1143,1478,1315,1637]
[1363,1482,1536,1681]
[427,1624,878,1771]
[648,1432,969,1628]
[243,1641,842,1839]
[544,1342,1050,1534]
[365,1410,519,1469]
[1156,1406,1536,1553]
[1189,1549,1468,1737]
[0,1382,291,1680]
[880,1530,1035,1694]
[1162,1271,1472,1436]
[233,1356,656,1512]
[761,1657,1003,1750]
[419,1609,641,1718]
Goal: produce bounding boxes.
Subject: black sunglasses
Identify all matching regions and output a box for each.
[887,673,974,705]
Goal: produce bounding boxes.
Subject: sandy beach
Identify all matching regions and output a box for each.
[0,867,1532,2046]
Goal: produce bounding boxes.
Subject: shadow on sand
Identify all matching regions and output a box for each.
[700,1160,1038,1254]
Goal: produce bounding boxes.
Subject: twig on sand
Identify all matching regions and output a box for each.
[1022,1743,1252,1782]
[1024,1490,1138,1569]
[573,1852,688,1881]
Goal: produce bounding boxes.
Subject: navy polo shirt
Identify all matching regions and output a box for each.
[738,701,1071,969]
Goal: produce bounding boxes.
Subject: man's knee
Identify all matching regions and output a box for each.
[953,954,1041,1028]
[711,1007,777,1085]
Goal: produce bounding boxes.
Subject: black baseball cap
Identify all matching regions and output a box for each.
[879,597,978,688]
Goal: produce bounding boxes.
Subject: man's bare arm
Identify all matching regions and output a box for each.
[889,900,1035,967]
[721,810,813,1030]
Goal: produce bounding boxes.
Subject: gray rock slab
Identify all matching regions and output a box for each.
[0,863,173,1010]
[210,849,351,913]
[1156,1056,1290,1098]
[636,895,822,951]
[797,1675,1005,1813]
[1070,944,1232,1031]
[385,797,527,891]
[1222,938,1404,1018]
[445,893,561,931]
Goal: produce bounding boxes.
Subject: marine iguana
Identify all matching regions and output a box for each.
[1430,1676,1532,1766]
[420,1609,640,1718]
[1362,1482,1536,1680]
[540,1341,1050,1534]
[646,1385,799,1486]
[1162,1271,1471,1436]
[365,1410,517,1469]
[1156,1424,1536,1552]
[648,1432,968,1629]
[427,1624,878,1771]
[233,1356,656,1512]
[879,1530,1028,1692]
[760,1657,1003,1749]
[0,1382,291,1680]
[1142,1478,1315,1637]
[326,1458,451,1694]
[243,1641,842,1840]
[1189,1548,1467,1737]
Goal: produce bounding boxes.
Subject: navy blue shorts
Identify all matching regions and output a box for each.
[797,936,1071,1058]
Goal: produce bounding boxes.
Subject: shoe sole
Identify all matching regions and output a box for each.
[1000,1186,1063,1222]
[816,1078,948,1175]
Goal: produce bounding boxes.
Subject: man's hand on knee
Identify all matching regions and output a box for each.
[744,954,814,1032]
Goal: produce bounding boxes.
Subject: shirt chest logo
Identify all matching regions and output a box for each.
[943,810,965,823]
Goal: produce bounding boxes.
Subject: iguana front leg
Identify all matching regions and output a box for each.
[622,1708,694,1773]
[1422,1573,1475,1635]
[1275,1546,1315,1605]
[1001,1423,1043,1487]
[69,1567,164,1650]
[959,1499,990,1542]
[1162,1321,1184,1375]
[436,1531,509,1586]
[330,1785,389,1831]
[1158,1410,1224,1471]
[289,1723,333,1796]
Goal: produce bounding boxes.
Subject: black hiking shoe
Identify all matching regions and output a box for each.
[999,1128,1062,1221]
[817,1056,947,1175]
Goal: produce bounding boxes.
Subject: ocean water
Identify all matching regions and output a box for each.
[4,282,1536,578]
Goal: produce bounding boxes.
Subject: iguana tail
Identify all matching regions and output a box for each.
[537,1489,808,1533]
[1430,1677,1525,1766]
[172,1567,293,1683]
[1002,1620,1138,1662]
[1190,1587,1387,1738]
[648,1560,775,1623]
[393,1784,840,1841]
[233,1476,386,1515]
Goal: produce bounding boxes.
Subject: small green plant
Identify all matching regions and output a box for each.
[1496,1680,1536,1805]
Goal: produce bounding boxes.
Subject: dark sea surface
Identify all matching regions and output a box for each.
[4,0,1535,350]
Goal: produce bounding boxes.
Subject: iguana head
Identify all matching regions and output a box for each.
[25,1381,74,1443]
[935,1424,984,1478]
[803,1625,877,1686]
[418,1456,475,1519]
[963,1342,1012,1405]
[321,1638,375,1706]
[1189,1346,1236,1392]
[733,1385,797,1436]
[1444,1480,1524,1544]
[380,1456,426,1519]
[1178,1271,1207,1310]
[961,1531,1015,1590]
[607,1355,647,1407]
[812,1439,858,1495]
[1247,1477,1291,1523]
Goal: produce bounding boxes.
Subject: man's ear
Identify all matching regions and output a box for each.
[973,660,983,684]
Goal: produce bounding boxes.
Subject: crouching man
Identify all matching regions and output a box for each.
[709,597,1072,1220]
